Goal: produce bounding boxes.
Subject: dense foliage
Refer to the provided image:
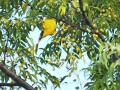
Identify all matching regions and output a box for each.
[0,0,120,90]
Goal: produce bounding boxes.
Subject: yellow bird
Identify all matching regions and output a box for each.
[38,18,57,43]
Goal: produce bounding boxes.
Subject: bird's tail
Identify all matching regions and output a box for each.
[38,30,44,44]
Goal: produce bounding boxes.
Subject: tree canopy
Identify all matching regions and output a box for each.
[0,0,120,90]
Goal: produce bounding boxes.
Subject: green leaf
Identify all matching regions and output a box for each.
[60,75,68,83]
[116,43,120,54]
[71,1,79,8]
[5,0,9,8]
[0,31,2,40]
[22,2,28,13]
[84,82,93,87]
[27,71,32,81]
[32,74,38,80]
[2,74,4,82]
[28,37,34,45]
[106,30,109,39]
[13,29,16,38]
[116,60,120,65]
[5,76,9,83]
[87,51,92,60]
[0,0,4,6]
[83,2,89,11]
[93,81,99,90]
[23,71,27,79]
[35,44,38,54]
[75,86,79,89]
[40,80,46,88]
[102,52,108,69]
[30,45,34,56]
[58,5,66,16]
[109,63,115,82]
[18,33,22,41]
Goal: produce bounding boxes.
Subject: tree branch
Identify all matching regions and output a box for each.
[78,0,106,42]
[79,0,93,29]
[0,83,19,86]
[0,62,35,90]
[78,0,119,60]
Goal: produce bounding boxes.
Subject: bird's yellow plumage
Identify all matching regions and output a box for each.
[38,18,56,42]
